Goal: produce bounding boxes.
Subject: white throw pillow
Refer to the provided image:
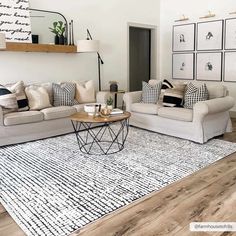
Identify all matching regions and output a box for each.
[74,80,96,103]
[25,86,52,110]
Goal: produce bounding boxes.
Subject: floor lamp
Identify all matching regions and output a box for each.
[77,29,104,91]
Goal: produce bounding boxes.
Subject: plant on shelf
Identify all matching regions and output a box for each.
[106,96,113,109]
[49,21,65,45]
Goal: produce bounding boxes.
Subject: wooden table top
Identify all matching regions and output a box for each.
[70,111,131,123]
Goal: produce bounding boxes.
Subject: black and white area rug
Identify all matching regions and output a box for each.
[1,126,236,236]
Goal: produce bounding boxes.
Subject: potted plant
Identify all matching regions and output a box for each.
[106,96,113,110]
[49,21,65,45]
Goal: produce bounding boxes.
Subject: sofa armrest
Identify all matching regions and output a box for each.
[123,91,142,111]
[0,106,3,126]
[96,91,111,104]
[193,96,235,123]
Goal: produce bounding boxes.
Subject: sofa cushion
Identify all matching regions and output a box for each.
[184,83,209,109]
[25,86,52,110]
[207,84,227,99]
[6,81,29,111]
[158,107,193,122]
[163,86,185,107]
[0,85,18,113]
[4,111,44,126]
[141,81,162,104]
[131,103,162,115]
[158,79,174,104]
[53,83,78,106]
[74,80,96,103]
[41,106,76,120]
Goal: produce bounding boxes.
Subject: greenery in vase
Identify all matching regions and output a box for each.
[106,96,113,106]
[49,21,65,36]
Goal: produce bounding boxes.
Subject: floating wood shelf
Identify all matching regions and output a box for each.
[4,42,77,53]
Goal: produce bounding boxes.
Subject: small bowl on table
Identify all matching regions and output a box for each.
[84,104,104,116]
[100,107,112,118]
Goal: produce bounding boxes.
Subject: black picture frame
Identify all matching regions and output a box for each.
[224,17,236,50]
[172,53,195,80]
[172,23,196,52]
[224,51,236,82]
[196,52,222,82]
[197,20,224,51]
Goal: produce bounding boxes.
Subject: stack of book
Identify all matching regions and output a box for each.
[111,108,124,115]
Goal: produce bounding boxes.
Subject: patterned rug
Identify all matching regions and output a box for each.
[1,126,236,236]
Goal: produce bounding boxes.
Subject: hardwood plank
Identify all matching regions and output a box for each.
[0,203,6,214]
[0,211,25,236]
[76,154,236,236]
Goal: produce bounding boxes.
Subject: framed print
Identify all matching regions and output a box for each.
[173,23,195,52]
[172,53,194,80]
[225,18,236,50]
[224,52,236,82]
[197,20,223,51]
[196,52,222,81]
[0,0,32,42]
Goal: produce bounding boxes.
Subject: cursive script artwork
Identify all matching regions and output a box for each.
[0,0,32,42]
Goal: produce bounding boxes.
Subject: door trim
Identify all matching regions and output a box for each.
[127,22,158,92]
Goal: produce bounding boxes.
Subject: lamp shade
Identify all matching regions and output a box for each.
[77,40,99,52]
[0,33,6,49]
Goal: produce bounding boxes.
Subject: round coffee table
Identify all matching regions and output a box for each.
[70,112,131,155]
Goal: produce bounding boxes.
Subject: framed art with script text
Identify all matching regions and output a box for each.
[172,53,195,80]
[197,20,223,51]
[0,0,32,42]
[173,23,195,52]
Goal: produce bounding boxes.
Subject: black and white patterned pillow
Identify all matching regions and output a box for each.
[163,87,185,107]
[0,85,18,113]
[141,81,162,104]
[158,79,173,104]
[53,83,79,106]
[184,83,209,109]
[6,81,29,111]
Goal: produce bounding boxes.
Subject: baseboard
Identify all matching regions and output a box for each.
[230,111,236,118]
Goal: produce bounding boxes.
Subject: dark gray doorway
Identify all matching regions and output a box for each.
[129,27,151,92]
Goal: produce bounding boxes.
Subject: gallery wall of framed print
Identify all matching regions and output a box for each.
[196,52,222,81]
[173,23,195,52]
[225,18,236,50]
[172,53,194,80]
[197,20,223,51]
[224,52,236,82]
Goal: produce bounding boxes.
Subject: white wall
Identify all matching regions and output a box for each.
[0,0,160,92]
[160,0,236,111]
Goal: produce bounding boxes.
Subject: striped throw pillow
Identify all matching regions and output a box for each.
[184,83,209,109]
[0,85,18,112]
[163,87,185,107]
[6,81,29,111]
[53,83,79,106]
[158,79,174,104]
[141,81,162,104]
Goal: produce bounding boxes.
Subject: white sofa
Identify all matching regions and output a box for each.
[0,86,110,147]
[123,81,235,143]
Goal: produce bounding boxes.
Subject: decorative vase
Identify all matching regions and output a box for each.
[110,82,118,92]
[107,105,113,110]
[59,35,65,45]
[54,35,59,45]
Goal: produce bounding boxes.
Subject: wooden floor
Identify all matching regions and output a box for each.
[1,120,236,236]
